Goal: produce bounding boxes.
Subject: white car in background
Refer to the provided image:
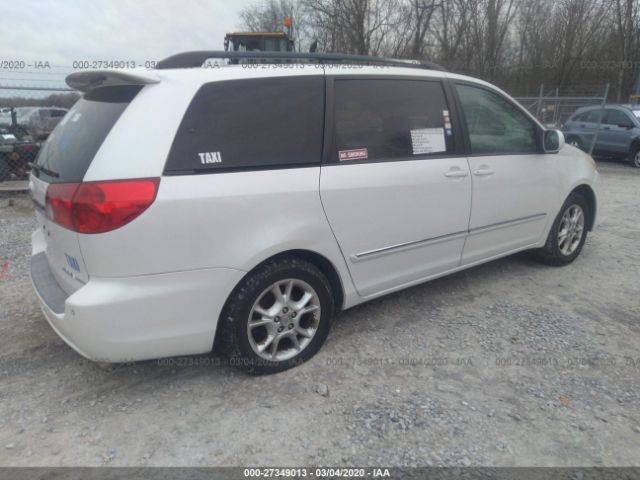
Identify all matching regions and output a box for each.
[29,52,600,374]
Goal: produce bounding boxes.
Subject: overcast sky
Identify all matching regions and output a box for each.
[0,0,255,89]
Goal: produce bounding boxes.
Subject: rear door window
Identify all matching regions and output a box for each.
[165,76,324,173]
[331,79,454,163]
[604,109,633,127]
[33,86,141,183]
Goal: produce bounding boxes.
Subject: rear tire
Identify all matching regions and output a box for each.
[217,256,334,375]
[533,193,589,266]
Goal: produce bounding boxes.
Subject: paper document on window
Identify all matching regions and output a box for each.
[410,128,446,155]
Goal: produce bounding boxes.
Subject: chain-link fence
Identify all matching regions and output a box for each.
[0,108,40,182]
[1,84,78,182]
[513,84,609,128]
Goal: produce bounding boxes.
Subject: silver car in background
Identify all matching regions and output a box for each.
[14,107,68,140]
[562,104,640,167]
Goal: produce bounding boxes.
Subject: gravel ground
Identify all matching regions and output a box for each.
[0,162,639,467]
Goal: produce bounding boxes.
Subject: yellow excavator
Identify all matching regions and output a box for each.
[224,16,297,54]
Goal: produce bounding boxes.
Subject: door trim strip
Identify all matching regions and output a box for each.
[350,212,547,263]
[468,212,547,235]
[350,230,468,263]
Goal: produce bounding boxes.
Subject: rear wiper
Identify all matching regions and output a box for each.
[28,162,60,178]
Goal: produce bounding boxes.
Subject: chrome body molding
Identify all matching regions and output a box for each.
[350,213,547,263]
[468,212,547,235]
[350,230,468,263]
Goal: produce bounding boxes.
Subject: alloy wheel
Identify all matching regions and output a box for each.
[557,204,585,256]
[247,278,321,361]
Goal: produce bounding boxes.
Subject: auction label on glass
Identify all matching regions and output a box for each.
[411,127,446,154]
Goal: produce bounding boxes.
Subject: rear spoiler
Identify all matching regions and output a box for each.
[66,70,160,93]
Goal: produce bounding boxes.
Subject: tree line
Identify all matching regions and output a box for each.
[239,0,640,101]
[0,93,80,109]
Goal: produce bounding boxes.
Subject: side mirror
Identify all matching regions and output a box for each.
[543,129,564,153]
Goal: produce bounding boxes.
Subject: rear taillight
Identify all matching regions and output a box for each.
[45,178,160,234]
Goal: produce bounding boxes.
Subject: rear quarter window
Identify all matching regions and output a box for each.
[33,85,141,183]
[164,76,325,173]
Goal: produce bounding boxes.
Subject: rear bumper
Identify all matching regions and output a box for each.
[30,233,245,362]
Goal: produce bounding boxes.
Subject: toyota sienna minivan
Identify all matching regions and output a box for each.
[29,52,600,374]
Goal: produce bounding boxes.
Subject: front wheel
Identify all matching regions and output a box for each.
[631,145,640,168]
[565,136,583,151]
[533,193,589,266]
[217,257,334,375]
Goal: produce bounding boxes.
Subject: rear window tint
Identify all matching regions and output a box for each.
[332,79,454,163]
[164,76,324,173]
[33,86,141,183]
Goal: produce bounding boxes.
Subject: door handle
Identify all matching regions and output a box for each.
[473,168,494,176]
[444,169,469,178]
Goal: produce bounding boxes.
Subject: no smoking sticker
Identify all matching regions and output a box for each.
[338,148,368,161]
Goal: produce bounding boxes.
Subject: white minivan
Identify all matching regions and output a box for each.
[29,52,600,374]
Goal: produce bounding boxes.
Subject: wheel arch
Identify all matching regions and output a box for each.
[565,134,580,144]
[225,248,345,314]
[570,184,597,231]
[213,248,346,353]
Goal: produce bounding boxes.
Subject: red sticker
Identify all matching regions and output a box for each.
[338,148,368,161]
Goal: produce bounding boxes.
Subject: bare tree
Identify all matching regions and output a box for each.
[301,0,398,55]
[239,0,308,51]
[238,0,640,99]
[613,0,638,101]
[433,0,473,68]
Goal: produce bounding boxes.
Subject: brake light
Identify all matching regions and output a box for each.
[45,178,160,234]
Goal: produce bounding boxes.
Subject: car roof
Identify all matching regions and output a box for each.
[65,63,545,133]
[576,104,636,112]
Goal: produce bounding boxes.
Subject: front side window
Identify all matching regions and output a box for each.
[165,76,324,173]
[456,83,538,154]
[583,110,604,123]
[332,79,454,163]
[575,110,603,123]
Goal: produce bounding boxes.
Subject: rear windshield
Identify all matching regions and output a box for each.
[33,85,141,183]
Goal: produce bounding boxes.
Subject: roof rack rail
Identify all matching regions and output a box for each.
[155,50,447,72]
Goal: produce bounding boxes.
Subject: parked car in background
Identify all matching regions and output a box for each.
[563,104,640,167]
[0,108,12,126]
[14,107,68,140]
[0,125,39,181]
